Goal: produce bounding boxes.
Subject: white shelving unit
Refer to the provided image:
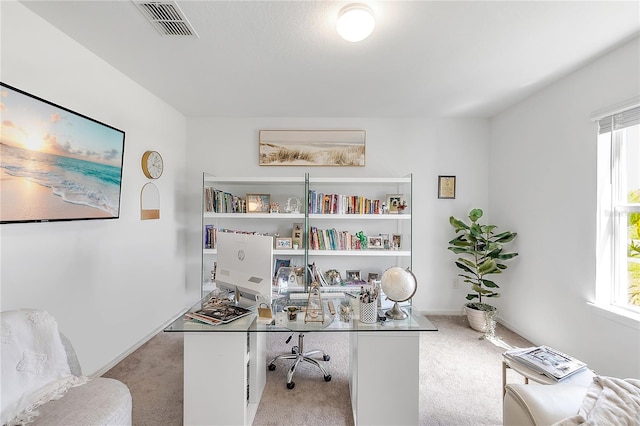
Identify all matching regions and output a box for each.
[201,173,412,297]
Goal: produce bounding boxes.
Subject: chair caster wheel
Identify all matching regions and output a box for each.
[323,355,331,361]
[287,382,295,389]
[268,364,276,371]
[324,374,332,382]
[292,346,298,354]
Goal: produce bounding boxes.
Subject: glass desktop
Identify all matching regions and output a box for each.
[164,290,438,333]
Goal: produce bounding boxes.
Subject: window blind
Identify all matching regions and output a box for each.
[598,106,640,134]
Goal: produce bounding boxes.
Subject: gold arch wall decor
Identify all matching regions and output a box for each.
[140,182,160,220]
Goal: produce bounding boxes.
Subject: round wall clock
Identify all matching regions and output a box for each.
[141,150,163,179]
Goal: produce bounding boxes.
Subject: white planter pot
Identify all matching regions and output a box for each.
[464,305,496,332]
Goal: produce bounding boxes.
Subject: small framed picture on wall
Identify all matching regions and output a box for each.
[438,176,456,199]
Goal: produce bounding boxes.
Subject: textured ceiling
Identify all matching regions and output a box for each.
[20,1,640,118]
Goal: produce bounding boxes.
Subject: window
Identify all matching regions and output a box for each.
[595,100,640,315]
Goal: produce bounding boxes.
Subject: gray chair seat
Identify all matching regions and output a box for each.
[31,378,132,426]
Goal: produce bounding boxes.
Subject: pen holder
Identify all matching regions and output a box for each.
[359,300,377,324]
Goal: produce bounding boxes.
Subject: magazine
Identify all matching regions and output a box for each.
[504,345,587,382]
[185,304,253,326]
[185,312,222,326]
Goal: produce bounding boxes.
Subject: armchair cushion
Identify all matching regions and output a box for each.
[30,377,132,426]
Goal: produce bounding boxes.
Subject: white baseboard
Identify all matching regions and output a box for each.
[91,306,188,378]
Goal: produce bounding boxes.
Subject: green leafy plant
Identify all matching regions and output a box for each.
[448,208,519,308]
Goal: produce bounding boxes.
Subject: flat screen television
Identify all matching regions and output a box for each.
[0,82,125,224]
[215,232,274,308]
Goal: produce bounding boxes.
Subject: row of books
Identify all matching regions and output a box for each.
[504,345,587,382]
[205,188,388,215]
[204,225,217,249]
[204,226,267,249]
[205,224,400,251]
[310,227,369,251]
[308,191,382,215]
[204,187,246,213]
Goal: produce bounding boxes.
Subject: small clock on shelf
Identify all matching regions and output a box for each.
[141,150,163,179]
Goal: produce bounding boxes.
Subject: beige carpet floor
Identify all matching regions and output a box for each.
[102,315,533,425]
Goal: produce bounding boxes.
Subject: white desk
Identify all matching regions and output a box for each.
[166,295,437,426]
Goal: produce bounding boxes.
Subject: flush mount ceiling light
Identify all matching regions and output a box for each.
[336,3,375,42]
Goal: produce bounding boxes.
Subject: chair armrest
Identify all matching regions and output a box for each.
[503,383,588,426]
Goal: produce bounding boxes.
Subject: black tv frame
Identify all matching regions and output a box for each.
[0,82,125,224]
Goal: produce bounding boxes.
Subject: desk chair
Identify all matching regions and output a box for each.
[267,332,332,389]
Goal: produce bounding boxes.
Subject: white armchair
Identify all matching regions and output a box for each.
[503,382,589,425]
[1,309,132,426]
[504,376,640,425]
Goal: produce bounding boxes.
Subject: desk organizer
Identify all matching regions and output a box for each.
[359,300,377,323]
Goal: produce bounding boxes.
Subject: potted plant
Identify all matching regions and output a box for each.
[448,208,518,332]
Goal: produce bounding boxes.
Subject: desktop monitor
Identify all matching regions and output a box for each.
[215,232,274,307]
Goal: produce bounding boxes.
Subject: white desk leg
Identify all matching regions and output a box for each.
[184,332,265,426]
[350,331,419,425]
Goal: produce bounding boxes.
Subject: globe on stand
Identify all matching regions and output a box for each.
[380,267,417,320]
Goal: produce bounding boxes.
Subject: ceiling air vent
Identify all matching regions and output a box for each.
[133,1,199,38]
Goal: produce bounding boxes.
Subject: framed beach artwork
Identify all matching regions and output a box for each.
[0,82,125,224]
[258,130,365,166]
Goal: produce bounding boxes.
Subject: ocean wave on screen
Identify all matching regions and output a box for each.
[52,179,119,216]
[1,144,122,216]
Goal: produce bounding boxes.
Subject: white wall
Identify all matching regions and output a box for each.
[490,37,640,378]
[185,117,491,312]
[0,3,188,375]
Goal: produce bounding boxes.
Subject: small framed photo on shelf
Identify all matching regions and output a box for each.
[379,233,390,249]
[367,235,384,249]
[274,258,291,275]
[392,234,402,250]
[275,237,293,250]
[367,272,379,283]
[438,175,456,199]
[386,194,405,214]
[346,270,362,282]
[291,222,303,248]
[246,193,271,213]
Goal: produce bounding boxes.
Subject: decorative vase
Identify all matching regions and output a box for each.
[464,305,496,332]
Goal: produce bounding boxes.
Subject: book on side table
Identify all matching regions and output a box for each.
[504,345,587,382]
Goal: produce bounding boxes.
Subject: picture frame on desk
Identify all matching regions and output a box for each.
[275,237,293,249]
[246,193,271,213]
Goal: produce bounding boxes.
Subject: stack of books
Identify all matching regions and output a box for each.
[504,345,587,381]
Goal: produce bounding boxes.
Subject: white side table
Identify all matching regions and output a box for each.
[502,356,595,396]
